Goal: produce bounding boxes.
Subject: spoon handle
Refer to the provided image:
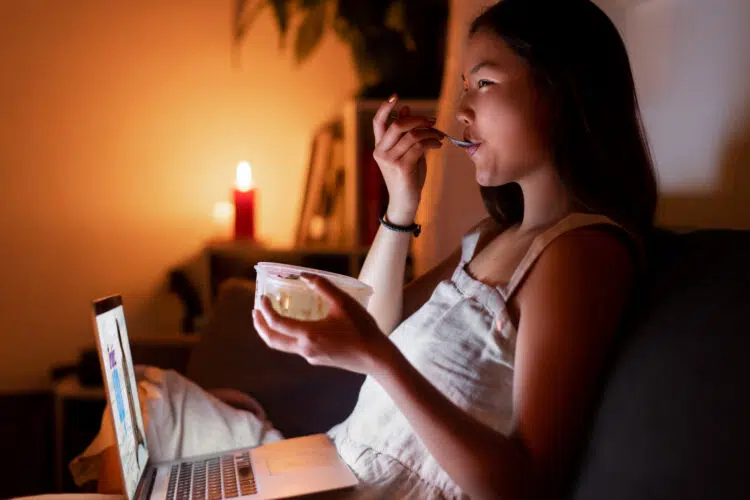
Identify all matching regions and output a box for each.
[386,112,472,148]
[432,129,473,148]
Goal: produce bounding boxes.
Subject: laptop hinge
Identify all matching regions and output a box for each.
[135,460,156,500]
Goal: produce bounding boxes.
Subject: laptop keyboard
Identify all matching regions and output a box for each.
[165,452,257,499]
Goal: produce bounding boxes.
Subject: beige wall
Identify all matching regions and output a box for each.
[416,0,750,274]
[414,0,492,276]
[0,1,358,391]
[602,0,750,229]
[5,0,749,391]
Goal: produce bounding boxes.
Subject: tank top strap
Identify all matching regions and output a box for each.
[502,212,638,300]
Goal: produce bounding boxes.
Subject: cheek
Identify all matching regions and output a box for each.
[483,94,544,149]
[473,93,549,185]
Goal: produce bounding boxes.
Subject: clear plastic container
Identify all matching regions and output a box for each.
[254,262,374,321]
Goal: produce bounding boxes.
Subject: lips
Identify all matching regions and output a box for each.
[463,131,481,156]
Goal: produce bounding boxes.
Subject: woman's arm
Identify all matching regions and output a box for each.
[362,240,460,335]
[357,96,444,334]
[357,215,415,335]
[371,229,634,499]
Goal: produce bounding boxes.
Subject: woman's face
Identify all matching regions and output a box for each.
[457,29,553,186]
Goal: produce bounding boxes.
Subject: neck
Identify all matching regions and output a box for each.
[516,166,574,233]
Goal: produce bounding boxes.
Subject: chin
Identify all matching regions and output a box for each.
[474,166,509,187]
[475,175,495,187]
[474,154,524,186]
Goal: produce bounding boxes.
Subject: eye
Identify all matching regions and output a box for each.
[477,79,492,89]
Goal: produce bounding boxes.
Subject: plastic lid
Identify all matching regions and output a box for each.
[255,262,373,295]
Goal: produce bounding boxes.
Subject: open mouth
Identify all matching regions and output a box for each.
[466,143,481,156]
[463,132,481,156]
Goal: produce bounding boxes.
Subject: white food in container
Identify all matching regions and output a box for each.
[254,262,374,321]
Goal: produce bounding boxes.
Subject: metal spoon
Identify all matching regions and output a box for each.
[434,131,473,148]
[388,113,473,148]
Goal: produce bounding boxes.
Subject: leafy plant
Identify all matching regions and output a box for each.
[233,0,449,98]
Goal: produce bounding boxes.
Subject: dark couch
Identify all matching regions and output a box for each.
[186,228,750,499]
[570,228,750,500]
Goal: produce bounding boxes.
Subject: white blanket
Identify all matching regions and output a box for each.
[69,366,283,488]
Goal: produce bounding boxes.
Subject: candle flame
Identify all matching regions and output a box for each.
[235,161,253,192]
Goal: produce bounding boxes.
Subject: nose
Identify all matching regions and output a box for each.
[455,95,473,125]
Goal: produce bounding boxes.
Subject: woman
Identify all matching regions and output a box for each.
[252,0,657,499]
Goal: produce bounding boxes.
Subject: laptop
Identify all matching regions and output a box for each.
[91,295,358,500]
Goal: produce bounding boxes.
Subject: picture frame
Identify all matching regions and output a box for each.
[297,98,437,250]
[341,99,437,247]
[296,121,346,248]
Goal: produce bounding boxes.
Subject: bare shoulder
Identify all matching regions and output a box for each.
[513,226,636,343]
[509,227,637,491]
[547,225,633,258]
[512,225,637,334]
[521,226,634,298]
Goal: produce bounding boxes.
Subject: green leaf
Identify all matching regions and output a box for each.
[331,15,354,42]
[233,0,247,42]
[384,0,406,33]
[233,0,269,44]
[336,0,391,32]
[349,34,380,86]
[294,2,326,64]
[268,0,291,46]
[298,0,327,7]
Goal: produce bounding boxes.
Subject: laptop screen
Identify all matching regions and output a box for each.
[93,296,149,500]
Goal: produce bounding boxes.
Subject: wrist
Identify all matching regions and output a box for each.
[368,340,406,381]
[385,206,417,227]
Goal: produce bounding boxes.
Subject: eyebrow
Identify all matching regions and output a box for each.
[461,61,499,80]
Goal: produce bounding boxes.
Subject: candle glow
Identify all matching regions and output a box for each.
[233,160,256,240]
[235,161,253,192]
[213,201,233,223]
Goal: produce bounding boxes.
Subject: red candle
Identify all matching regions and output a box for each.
[233,161,256,240]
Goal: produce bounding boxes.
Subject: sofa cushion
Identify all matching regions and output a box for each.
[185,279,365,438]
[571,229,750,500]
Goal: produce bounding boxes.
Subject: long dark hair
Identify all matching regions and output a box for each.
[471,0,658,235]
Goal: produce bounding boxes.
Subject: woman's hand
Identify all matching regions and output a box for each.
[372,95,444,225]
[251,273,399,375]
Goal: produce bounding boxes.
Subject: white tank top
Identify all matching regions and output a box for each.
[328,212,632,499]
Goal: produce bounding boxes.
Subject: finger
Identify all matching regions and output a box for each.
[377,116,437,153]
[257,296,307,336]
[252,309,299,354]
[136,387,151,427]
[421,139,444,150]
[372,94,399,144]
[137,380,162,401]
[300,273,355,313]
[142,366,165,386]
[401,140,442,167]
[388,130,445,160]
[398,105,411,119]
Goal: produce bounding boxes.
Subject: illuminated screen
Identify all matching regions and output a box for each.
[94,302,149,499]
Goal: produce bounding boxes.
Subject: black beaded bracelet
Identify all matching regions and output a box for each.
[379,214,421,237]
